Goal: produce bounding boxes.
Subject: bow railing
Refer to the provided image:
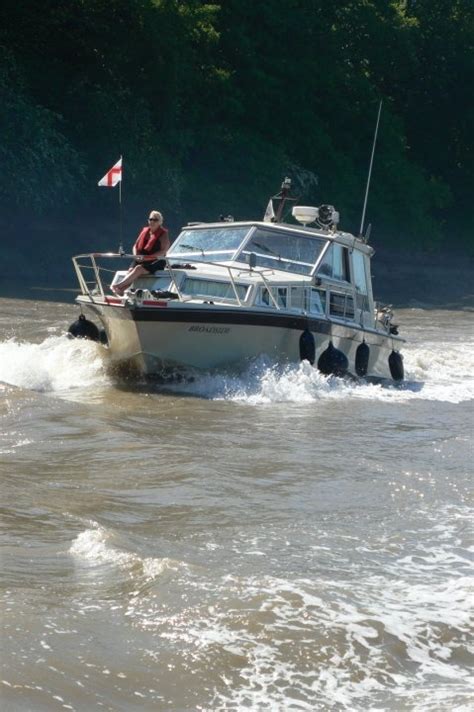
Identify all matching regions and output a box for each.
[72,253,281,309]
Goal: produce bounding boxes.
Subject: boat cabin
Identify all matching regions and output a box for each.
[129,218,377,329]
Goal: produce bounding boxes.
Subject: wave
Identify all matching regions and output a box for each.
[0,336,110,393]
[1,331,472,404]
[69,523,183,582]
[165,340,474,404]
[67,512,472,712]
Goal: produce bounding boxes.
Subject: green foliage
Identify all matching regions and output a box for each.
[0,49,84,212]
[0,0,471,248]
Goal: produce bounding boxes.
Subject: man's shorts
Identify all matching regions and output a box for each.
[134,259,166,274]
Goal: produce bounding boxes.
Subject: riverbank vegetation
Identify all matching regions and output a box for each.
[0,0,472,251]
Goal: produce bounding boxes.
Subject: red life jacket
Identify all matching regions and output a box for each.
[135,226,168,255]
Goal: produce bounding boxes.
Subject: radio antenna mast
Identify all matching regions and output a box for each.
[359,100,382,237]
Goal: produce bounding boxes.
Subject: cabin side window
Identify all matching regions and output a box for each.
[352,250,370,311]
[318,244,350,282]
[288,287,326,314]
[352,251,368,293]
[290,287,306,311]
[329,292,355,320]
[259,286,287,308]
[260,287,270,307]
[277,287,287,308]
[309,288,326,315]
[183,278,248,301]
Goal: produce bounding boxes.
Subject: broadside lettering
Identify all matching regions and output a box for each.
[188,325,230,334]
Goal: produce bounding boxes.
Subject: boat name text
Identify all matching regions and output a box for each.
[188,325,230,334]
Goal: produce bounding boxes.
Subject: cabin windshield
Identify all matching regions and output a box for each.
[168,226,251,262]
[238,227,327,275]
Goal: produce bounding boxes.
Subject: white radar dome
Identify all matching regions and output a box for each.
[292,206,319,225]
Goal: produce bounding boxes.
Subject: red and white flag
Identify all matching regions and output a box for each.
[98,157,122,187]
[263,198,275,222]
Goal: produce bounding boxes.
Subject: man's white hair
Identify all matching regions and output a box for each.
[149,210,163,224]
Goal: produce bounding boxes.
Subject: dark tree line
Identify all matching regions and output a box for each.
[0,0,472,250]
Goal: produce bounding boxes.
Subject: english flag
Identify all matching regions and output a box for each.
[98,157,122,187]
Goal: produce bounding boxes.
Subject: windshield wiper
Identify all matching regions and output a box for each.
[178,243,202,252]
[251,241,280,258]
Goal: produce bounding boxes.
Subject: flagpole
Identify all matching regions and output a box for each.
[118,155,123,254]
[98,156,124,253]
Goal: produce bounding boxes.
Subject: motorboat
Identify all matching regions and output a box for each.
[70,181,404,381]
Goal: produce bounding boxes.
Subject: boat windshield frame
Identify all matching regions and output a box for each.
[167,225,253,262]
[169,222,330,275]
[237,225,328,275]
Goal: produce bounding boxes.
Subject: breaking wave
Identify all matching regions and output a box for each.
[0,336,110,393]
[165,338,474,404]
[69,523,182,582]
[1,330,472,405]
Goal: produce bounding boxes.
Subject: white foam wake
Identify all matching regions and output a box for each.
[403,340,474,403]
[0,336,109,392]
[2,329,472,405]
[166,339,474,404]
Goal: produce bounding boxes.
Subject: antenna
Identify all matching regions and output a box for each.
[359,101,382,237]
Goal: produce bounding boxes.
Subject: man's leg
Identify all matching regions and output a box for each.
[112,265,148,294]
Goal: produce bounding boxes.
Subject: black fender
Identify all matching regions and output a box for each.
[389,350,404,381]
[318,341,348,377]
[299,329,315,364]
[355,342,370,377]
[68,314,100,341]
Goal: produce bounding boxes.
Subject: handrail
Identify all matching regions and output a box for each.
[72,253,132,299]
[72,252,282,308]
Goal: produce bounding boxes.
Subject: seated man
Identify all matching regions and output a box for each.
[112,210,170,295]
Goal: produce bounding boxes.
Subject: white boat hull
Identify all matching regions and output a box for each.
[79,297,402,381]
